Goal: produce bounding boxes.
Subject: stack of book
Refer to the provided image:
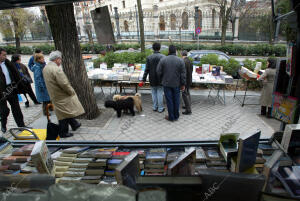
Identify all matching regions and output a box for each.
[144,148,167,176]
[0,141,13,155]
[192,147,208,175]
[0,144,35,175]
[55,146,89,183]
[205,148,228,172]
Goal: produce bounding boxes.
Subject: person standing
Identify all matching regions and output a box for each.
[141,43,165,113]
[157,45,186,122]
[258,58,277,118]
[28,49,42,71]
[43,51,84,138]
[31,53,51,115]
[0,48,25,133]
[181,51,193,115]
[11,54,40,108]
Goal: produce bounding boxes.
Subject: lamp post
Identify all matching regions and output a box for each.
[194,6,199,41]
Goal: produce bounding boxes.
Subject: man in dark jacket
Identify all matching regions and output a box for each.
[0,48,25,133]
[141,43,165,112]
[181,51,192,115]
[157,45,186,122]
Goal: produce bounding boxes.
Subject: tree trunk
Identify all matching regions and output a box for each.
[221,22,227,46]
[15,35,21,53]
[45,3,99,120]
[137,0,145,52]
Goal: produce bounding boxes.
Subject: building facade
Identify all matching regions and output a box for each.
[78,0,233,40]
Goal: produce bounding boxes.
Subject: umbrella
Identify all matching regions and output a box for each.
[46,104,60,140]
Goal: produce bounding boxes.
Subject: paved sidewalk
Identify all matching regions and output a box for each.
[1,86,280,142]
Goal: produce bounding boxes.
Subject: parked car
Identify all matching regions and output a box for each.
[188,50,244,66]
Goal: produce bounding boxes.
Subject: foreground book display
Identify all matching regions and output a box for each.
[2,125,300,200]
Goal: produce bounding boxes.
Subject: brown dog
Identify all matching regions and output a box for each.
[113,93,142,112]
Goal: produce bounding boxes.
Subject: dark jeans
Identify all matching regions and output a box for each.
[182,87,191,112]
[58,118,80,136]
[24,84,39,104]
[164,86,180,121]
[0,88,25,128]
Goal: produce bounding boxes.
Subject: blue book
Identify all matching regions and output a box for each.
[236,130,261,172]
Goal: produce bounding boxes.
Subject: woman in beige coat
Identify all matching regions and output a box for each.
[43,51,85,138]
[258,58,277,118]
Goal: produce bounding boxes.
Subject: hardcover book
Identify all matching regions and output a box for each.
[95,151,113,159]
[115,152,140,189]
[236,130,261,172]
[62,147,89,154]
[107,159,123,169]
[85,168,105,176]
[70,163,89,168]
[195,147,207,162]
[30,141,54,175]
[112,152,131,159]
[146,152,167,162]
[12,144,34,156]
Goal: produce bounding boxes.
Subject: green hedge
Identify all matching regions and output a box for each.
[163,43,286,57]
[0,43,286,57]
[93,50,152,68]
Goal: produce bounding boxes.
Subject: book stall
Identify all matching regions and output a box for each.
[1,126,300,201]
[88,63,233,104]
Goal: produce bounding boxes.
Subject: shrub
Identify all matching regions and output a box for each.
[223,58,240,76]
[32,44,55,54]
[20,46,32,54]
[1,46,17,54]
[199,54,219,66]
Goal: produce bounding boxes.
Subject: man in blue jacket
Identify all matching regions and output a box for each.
[157,45,186,122]
[28,49,42,71]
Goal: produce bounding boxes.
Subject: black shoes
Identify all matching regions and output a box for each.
[60,133,74,138]
[72,123,81,131]
[34,102,42,105]
[182,111,192,115]
[25,101,29,108]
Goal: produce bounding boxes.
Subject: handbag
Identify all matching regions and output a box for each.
[46,104,60,140]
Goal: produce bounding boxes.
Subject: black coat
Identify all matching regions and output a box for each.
[0,59,25,99]
[157,54,186,88]
[142,52,165,86]
[183,57,193,87]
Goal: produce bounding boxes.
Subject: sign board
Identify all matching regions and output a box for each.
[195,27,202,35]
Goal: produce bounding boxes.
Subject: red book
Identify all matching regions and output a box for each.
[112,152,130,159]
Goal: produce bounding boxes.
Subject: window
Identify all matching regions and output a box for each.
[170,14,176,30]
[182,12,188,30]
[197,10,202,28]
[159,15,165,31]
[122,1,125,8]
[124,20,129,32]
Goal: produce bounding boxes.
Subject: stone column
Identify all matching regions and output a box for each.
[114,7,121,39]
[153,5,159,40]
[233,11,240,41]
